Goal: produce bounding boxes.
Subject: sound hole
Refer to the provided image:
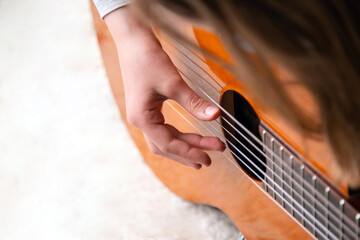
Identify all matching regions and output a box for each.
[220,90,266,180]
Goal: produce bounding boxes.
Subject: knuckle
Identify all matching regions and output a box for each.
[144,136,163,156]
[164,79,182,98]
[174,142,191,158]
[126,110,140,127]
[159,138,177,155]
[159,144,171,154]
[149,145,161,155]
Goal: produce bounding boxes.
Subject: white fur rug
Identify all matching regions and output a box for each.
[0,0,239,239]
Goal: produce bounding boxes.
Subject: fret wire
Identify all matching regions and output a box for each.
[280,146,284,207]
[263,130,268,192]
[312,176,317,236]
[290,155,294,216]
[340,199,345,240]
[300,165,305,226]
[355,213,360,240]
[163,40,359,237]
[203,118,353,239]
[325,187,330,239]
[271,138,276,200]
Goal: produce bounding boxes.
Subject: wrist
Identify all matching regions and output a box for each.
[104,6,161,53]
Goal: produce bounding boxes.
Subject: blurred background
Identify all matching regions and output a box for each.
[0,0,238,239]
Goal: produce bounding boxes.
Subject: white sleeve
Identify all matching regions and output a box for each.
[93,0,131,19]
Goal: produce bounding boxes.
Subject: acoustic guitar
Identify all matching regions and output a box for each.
[90,3,360,239]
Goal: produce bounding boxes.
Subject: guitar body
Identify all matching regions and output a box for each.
[90,3,359,239]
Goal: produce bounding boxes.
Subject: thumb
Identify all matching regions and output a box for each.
[173,82,220,121]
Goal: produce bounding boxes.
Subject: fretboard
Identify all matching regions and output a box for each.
[262,125,360,240]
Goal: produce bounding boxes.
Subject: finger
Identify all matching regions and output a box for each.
[166,124,225,151]
[164,79,220,121]
[144,134,203,170]
[178,133,226,152]
[164,137,212,167]
[144,124,212,167]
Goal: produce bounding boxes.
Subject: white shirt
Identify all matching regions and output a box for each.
[93,0,130,18]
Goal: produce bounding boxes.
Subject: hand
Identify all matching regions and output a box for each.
[104,7,225,170]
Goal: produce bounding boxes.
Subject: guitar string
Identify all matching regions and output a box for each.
[217,115,357,234]
[161,35,358,235]
[163,35,353,218]
[167,93,351,239]
[166,101,339,240]
[174,60,357,236]
[203,116,355,238]
[169,48,359,230]
[203,118,349,240]
[193,77,358,232]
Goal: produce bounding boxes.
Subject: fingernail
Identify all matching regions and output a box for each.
[205,106,218,116]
